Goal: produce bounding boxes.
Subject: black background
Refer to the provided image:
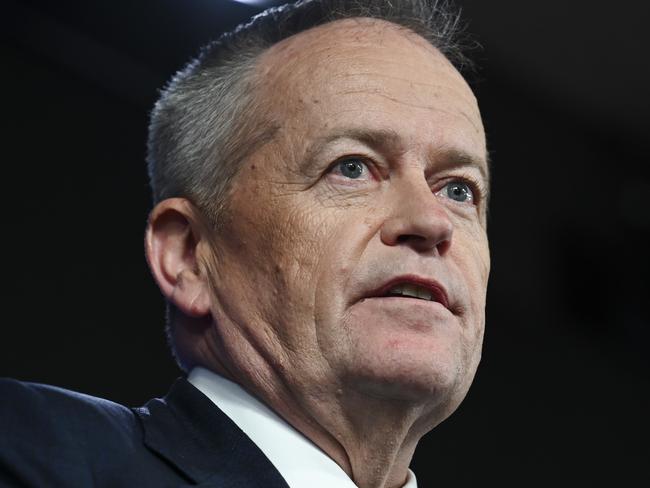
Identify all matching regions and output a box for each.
[3,0,649,485]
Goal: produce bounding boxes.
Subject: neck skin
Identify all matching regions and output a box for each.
[191,325,440,488]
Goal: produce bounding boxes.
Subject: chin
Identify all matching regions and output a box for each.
[335,298,483,408]
[344,334,476,407]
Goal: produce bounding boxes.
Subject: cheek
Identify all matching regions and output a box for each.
[448,223,489,349]
[226,187,342,329]
[269,201,333,293]
[452,221,490,294]
[308,210,382,359]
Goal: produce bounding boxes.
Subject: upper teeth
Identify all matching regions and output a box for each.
[387,284,434,301]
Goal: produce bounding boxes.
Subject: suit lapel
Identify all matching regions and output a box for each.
[134,378,290,488]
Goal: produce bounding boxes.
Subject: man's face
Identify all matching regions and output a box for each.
[207,19,489,417]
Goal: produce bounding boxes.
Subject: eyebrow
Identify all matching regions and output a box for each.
[302,126,491,190]
[435,147,492,203]
[434,147,491,184]
[306,127,404,159]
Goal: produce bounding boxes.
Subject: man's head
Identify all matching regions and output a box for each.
[146,1,489,478]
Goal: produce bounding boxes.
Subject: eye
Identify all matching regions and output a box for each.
[333,158,367,179]
[439,181,475,204]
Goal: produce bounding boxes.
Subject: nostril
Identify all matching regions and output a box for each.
[394,233,451,255]
[396,234,412,244]
[396,234,429,249]
[436,238,452,256]
[396,234,433,245]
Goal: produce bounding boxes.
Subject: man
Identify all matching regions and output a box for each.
[0,0,490,487]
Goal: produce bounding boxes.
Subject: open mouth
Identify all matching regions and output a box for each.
[385,283,436,301]
[368,277,450,309]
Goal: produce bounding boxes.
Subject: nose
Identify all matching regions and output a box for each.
[380,178,453,256]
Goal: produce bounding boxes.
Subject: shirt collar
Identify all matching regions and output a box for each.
[188,367,418,488]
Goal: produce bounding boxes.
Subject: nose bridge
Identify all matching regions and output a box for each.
[380,167,453,254]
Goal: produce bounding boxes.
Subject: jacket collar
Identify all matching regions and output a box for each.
[134,377,289,488]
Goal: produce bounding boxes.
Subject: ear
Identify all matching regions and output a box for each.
[145,198,211,318]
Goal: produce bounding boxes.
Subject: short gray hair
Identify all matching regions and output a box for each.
[146,0,473,370]
[146,0,472,223]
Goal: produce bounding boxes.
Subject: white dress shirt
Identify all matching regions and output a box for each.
[188,367,418,488]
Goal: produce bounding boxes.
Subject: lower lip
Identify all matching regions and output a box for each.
[359,296,451,314]
[364,296,446,305]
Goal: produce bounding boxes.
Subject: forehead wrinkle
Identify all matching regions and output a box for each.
[334,71,479,109]
[273,48,460,98]
[335,89,481,132]
[335,71,462,89]
[259,49,482,137]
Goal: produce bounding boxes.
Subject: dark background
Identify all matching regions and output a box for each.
[3,0,649,485]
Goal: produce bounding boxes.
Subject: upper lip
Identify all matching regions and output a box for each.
[363,274,450,309]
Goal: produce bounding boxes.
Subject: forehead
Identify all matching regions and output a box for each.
[254,18,486,166]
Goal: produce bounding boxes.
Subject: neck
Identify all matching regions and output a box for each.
[269,378,436,488]
[196,337,432,488]
[246,373,425,488]
[315,390,426,488]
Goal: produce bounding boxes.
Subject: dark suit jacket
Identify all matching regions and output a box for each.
[0,377,290,487]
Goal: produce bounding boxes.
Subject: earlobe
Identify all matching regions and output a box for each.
[145,198,212,318]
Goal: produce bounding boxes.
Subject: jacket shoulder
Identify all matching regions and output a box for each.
[0,378,155,486]
[0,377,138,438]
[0,376,134,414]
